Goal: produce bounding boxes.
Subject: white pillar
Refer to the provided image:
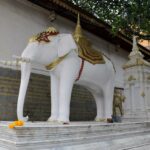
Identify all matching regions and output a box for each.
[122,36,150,121]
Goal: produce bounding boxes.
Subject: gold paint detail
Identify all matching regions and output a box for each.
[123,36,150,69]
[29,35,38,43]
[73,14,105,65]
[147,76,150,80]
[95,118,107,122]
[141,91,145,97]
[128,75,136,81]
[45,53,68,70]
[73,14,83,42]
[136,58,150,66]
[113,89,125,116]
[123,58,150,69]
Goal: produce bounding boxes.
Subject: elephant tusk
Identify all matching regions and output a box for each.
[0,60,12,66]
[13,55,30,63]
[0,60,21,67]
[0,55,30,67]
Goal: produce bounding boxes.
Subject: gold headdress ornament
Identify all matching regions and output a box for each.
[73,14,105,65]
[46,27,58,33]
[29,27,59,43]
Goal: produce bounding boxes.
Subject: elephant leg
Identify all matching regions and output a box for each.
[92,93,105,121]
[103,81,114,120]
[17,62,31,121]
[57,76,74,123]
[48,74,59,122]
[57,62,80,123]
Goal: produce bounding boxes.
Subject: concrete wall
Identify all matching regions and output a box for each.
[0,0,129,121]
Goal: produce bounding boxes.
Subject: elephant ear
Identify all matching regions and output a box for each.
[58,34,77,57]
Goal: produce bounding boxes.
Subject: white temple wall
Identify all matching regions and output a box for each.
[0,0,129,88]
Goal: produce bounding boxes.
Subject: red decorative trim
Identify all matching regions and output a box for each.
[76,58,84,81]
[36,31,59,43]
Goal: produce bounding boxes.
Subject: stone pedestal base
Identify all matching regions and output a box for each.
[123,109,150,122]
[0,121,150,149]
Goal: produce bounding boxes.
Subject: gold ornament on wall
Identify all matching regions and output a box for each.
[141,91,145,97]
[147,75,150,80]
[113,89,126,117]
[128,75,136,81]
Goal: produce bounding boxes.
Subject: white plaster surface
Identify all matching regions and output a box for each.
[0,0,129,88]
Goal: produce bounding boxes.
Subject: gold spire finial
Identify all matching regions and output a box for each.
[73,13,83,42]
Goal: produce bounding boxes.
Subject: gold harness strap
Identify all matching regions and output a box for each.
[45,54,85,81]
[45,53,68,70]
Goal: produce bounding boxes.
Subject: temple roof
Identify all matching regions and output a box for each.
[28,0,150,61]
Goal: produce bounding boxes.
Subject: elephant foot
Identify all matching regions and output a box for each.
[57,117,69,124]
[95,118,107,122]
[57,121,69,125]
[18,116,29,122]
[47,117,58,122]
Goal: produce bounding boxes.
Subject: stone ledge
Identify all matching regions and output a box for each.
[0,121,150,149]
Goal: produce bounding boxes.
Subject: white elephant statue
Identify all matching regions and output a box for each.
[17,16,115,123]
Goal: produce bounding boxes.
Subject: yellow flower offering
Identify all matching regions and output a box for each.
[17,120,24,126]
[8,120,24,129]
[8,124,15,129]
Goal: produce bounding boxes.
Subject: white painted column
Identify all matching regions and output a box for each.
[123,36,150,121]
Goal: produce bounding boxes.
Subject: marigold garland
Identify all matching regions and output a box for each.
[8,120,24,129]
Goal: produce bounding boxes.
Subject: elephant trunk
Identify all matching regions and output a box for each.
[17,83,29,121]
[17,62,31,121]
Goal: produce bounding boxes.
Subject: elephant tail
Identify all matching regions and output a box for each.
[103,54,116,73]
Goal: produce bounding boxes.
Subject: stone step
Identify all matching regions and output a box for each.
[126,144,150,150]
[0,122,147,143]
[0,121,150,150]
[59,133,150,150]
[11,128,150,149]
